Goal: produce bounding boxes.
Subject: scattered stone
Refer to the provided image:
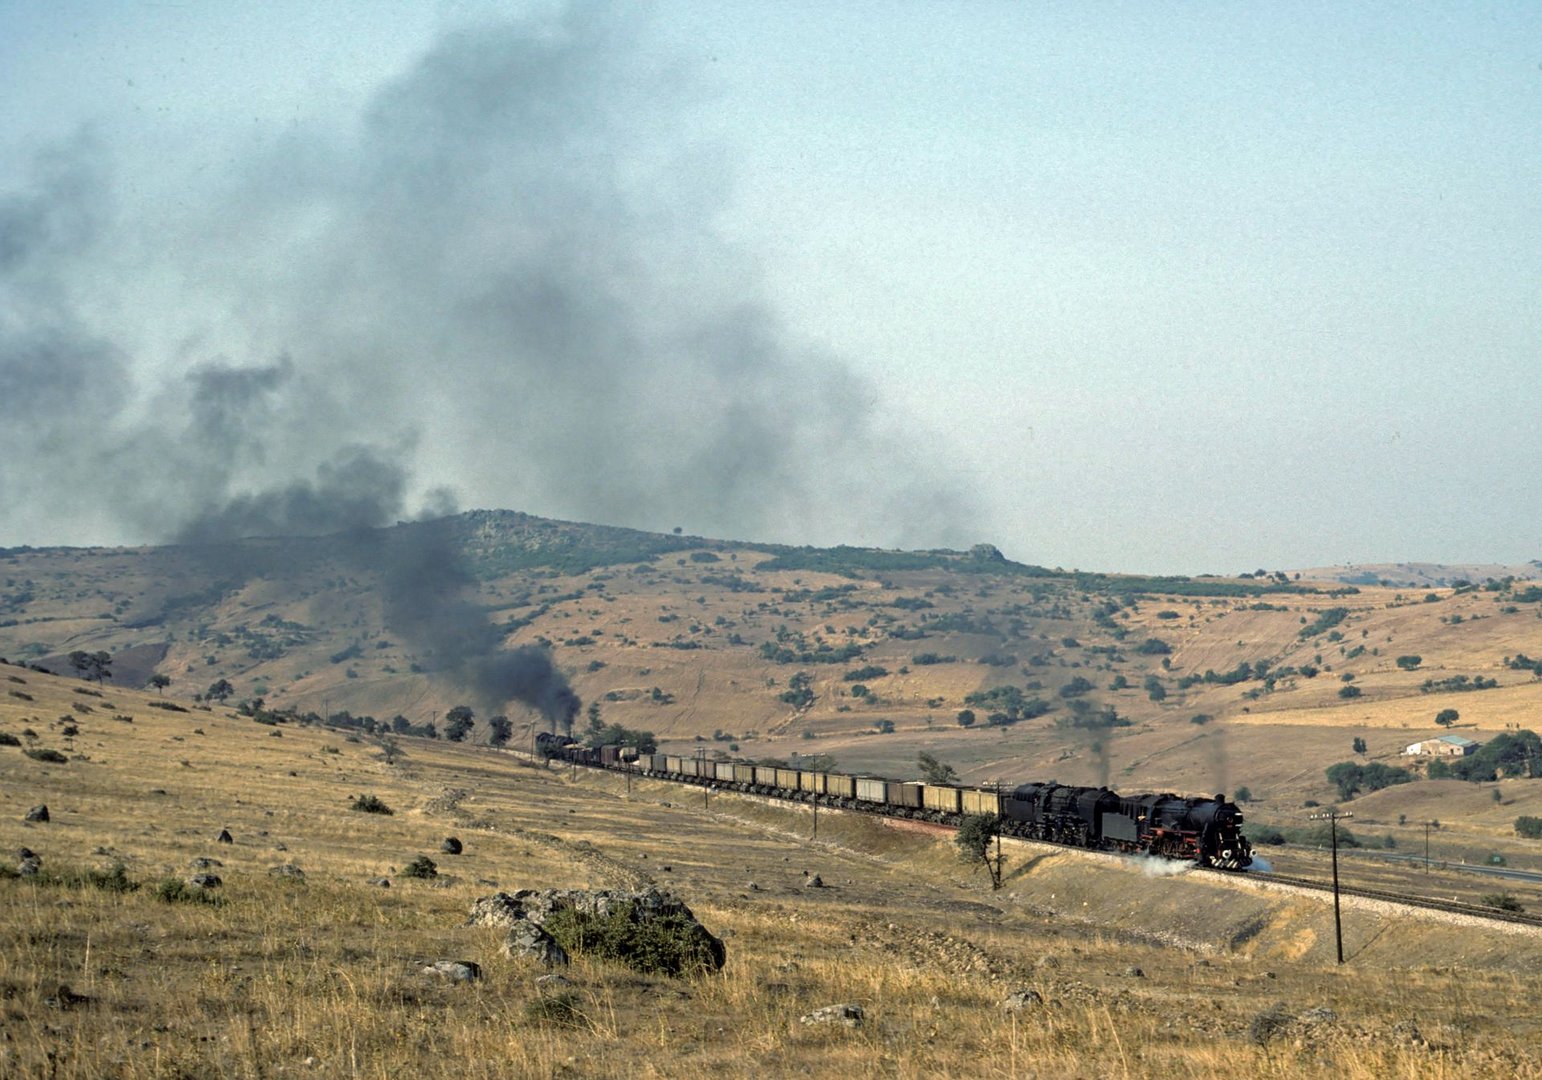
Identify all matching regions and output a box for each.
[1299,1007,1338,1024]
[800,1003,864,1028]
[535,973,572,989]
[1248,1004,1294,1047]
[1193,958,1211,967]
[372,878,391,888]
[422,960,481,983]
[24,805,48,823]
[441,837,463,855]
[16,847,35,861]
[190,857,224,870]
[268,863,305,879]
[216,829,233,844]
[1035,955,1061,970]
[503,921,570,967]
[189,873,222,889]
[1003,989,1043,1011]
[43,984,90,1010]
[19,855,42,877]
[1123,966,1145,979]
[274,842,287,852]
[92,846,111,856]
[804,874,824,889]
[747,882,760,891]
[1392,1019,1425,1046]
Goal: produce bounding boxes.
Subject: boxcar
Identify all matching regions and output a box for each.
[855,777,888,803]
[753,765,780,787]
[922,784,961,815]
[886,781,924,809]
[774,767,801,791]
[663,755,685,776]
[733,763,756,784]
[714,761,736,783]
[599,745,620,766]
[825,773,857,800]
[961,787,1002,816]
[798,770,825,794]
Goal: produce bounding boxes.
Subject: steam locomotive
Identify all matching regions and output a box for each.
[537,733,1253,870]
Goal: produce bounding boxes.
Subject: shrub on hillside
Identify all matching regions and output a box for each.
[1515,816,1542,839]
[400,855,438,880]
[541,902,725,977]
[350,794,394,815]
[155,878,223,905]
[24,748,67,763]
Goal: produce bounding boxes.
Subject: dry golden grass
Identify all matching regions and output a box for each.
[4,665,1542,1077]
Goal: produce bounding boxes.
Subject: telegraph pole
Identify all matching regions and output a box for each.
[1310,809,1353,963]
[1424,821,1432,874]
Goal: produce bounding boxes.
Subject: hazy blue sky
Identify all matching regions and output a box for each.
[2,2,1538,573]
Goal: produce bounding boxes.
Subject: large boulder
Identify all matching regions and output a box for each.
[502,921,569,967]
[469,887,724,976]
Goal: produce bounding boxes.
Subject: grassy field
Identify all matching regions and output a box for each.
[4,666,1542,1077]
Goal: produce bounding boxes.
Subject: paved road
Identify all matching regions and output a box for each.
[1354,847,1542,883]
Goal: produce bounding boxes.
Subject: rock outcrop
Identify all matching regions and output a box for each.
[469,887,724,975]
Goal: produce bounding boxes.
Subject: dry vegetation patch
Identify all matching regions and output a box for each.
[3,666,1542,1076]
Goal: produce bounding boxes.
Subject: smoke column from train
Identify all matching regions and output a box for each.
[0,5,979,553]
[1088,735,1111,789]
[377,519,579,731]
[1205,724,1229,800]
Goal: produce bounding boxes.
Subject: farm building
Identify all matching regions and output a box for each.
[1403,734,1479,757]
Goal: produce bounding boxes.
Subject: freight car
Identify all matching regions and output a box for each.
[536,737,1252,869]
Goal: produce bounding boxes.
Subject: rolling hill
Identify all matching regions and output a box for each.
[3,510,1540,827]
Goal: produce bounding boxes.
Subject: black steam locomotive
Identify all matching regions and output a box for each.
[1003,782,1252,869]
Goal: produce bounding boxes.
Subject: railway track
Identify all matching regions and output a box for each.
[1222,869,1542,928]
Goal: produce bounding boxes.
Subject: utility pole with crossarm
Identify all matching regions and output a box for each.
[1310,809,1353,963]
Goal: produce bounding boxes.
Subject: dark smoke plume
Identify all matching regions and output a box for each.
[0,4,977,553]
[375,519,579,731]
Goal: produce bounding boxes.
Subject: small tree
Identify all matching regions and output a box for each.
[147,673,171,690]
[956,709,976,728]
[916,752,958,785]
[1233,786,1253,803]
[487,715,513,747]
[444,705,475,743]
[955,813,1005,889]
[1352,737,1367,755]
[1436,708,1460,728]
[68,650,112,683]
[205,678,234,704]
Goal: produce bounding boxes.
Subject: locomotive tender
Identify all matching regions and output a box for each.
[536,733,1253,870]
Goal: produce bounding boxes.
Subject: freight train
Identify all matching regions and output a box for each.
[536,733,1253,869]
